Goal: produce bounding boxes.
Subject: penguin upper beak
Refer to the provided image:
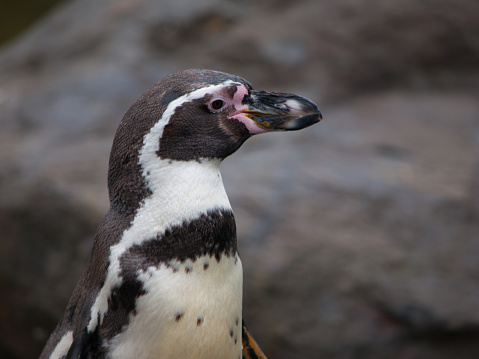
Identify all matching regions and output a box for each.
[241,90,322,131]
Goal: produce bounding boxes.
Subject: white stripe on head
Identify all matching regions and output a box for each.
[87,81,238,332]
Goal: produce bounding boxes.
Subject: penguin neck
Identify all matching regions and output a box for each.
[139,157,232,232]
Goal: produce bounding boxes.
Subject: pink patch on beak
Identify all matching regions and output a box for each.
[228,85,267,135]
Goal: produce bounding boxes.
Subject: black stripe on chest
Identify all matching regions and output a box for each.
[122,208,237,269]
[99,208,237,341]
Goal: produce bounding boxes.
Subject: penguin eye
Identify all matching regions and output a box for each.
[209,99,225,111]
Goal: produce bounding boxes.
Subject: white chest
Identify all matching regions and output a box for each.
[108,254,243,359]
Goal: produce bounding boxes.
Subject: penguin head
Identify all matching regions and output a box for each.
[107,69,321,211]
[142,69,322,161]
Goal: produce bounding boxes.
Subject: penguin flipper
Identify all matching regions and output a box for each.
[242,320,267,359]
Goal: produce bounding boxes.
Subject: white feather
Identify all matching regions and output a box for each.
[108,255,243,359]
[49,331,73,359]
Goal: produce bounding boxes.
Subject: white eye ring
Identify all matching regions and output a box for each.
[208,98,226,112]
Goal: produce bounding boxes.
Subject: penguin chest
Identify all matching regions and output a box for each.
[108,254,243,359]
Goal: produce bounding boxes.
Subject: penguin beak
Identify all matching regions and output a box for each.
[241,90,322,131]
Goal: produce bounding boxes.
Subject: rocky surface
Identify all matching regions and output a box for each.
[0,0,478,358]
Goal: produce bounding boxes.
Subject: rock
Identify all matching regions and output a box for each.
[0,0,478,358]
[0,178,100,359]
[239,92,479,358]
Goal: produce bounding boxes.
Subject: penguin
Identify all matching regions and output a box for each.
[39,69,322,359]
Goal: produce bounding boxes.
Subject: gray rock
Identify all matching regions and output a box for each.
[0,178,99,358]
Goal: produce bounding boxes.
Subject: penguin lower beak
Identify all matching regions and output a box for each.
[242,90,322,131]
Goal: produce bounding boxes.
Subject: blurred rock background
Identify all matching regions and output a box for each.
[1,0,478,358]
